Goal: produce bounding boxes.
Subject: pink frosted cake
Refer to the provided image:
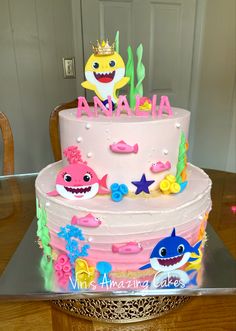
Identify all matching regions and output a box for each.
[35,38,211,290]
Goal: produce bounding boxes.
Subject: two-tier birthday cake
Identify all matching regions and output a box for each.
[35,36,211,290]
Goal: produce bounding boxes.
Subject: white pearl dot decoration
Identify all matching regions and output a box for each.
[199,215,204,220]
[176,123,181,128]
[85,123,91,129]
[163,149,168,155]
[77,136,82,143]
[87,152,92,158]
[45,202,50,207]
[88,237,93,242]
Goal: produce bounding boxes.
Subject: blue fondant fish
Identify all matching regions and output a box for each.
[140,228,202,272]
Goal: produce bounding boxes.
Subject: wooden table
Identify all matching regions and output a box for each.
[0,170,236,330]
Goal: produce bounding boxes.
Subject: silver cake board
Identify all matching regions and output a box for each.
[0,219,235,300]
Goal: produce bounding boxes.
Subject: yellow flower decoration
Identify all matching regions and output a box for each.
[165,174,176,183]
[159,174,181,195]
[139,100,152,111]
[75,258,95,289]
[159,179,170,194]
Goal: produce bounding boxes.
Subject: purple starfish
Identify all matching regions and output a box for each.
[132,174,155,194]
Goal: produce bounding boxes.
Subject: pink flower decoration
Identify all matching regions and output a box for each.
[63,146,87,165]
[54,253,72,288]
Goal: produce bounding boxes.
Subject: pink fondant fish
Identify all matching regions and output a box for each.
[109,140,138,154]
[150,161,171,173]
[47,163,109,200]
[112,242,143,254]
[71,213,101,227]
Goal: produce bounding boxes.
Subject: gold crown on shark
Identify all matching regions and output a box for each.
[92,39,115,56]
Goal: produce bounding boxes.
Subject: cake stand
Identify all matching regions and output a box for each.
[0,220,235,323]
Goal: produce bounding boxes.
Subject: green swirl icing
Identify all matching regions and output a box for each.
[36,198,52,257]
[115,30,119,54]
[126,46,135,108]
[176,132,187,184]
[126,44,146,108]
[135,44,145,98]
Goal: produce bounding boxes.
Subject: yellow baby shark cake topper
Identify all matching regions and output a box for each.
[81,39,129,109]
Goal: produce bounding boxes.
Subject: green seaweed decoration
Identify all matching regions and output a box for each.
[126,46,135,108]
[135,44,145,98]
[126,44,145,108]
[40,255,53,291]
[176,132,187,184]
[36,198,52,258]
[115,30,120,54]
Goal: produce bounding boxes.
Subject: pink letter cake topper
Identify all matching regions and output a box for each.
[77,97,93,118]
[93,96,113,117]
[47,146,110,200]
[157,96,173,117]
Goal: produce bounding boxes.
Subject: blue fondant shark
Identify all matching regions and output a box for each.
[140,228,202,272]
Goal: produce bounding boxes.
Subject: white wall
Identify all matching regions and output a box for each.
[0,0,77,174]
[190,0,235,172]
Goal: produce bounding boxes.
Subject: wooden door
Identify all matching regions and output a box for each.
[81,0,196,108]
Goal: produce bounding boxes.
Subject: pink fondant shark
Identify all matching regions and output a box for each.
[110,140,138,154]
[47,163,109,200]
[150,161,171,173]
[71,213,101,227]
[112,242,143,254]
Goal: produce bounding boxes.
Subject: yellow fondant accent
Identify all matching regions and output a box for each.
[159,174,181,195]
[165,175,176,183]
[139,100,152,111]
[160,179,170,193]
[81,80,95,91]
[75,258,95,289]
[114,76,130,94]
[170,182,181,194]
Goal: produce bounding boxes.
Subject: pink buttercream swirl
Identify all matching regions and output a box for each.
[63,146,87,165]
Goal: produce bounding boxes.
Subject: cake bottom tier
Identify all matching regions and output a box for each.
[36,162,211,289]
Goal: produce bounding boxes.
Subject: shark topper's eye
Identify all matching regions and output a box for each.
[92,62,99,69]
[177,244,185,254]
[83,173,91,182]
[109,60,116,67]
[64,173,72,182]
[159,247,167,257]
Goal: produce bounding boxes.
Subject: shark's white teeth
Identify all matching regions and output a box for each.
[96,71,114,75]
[64,185,91,189]
[64,185,92,194]
[56,183,99,200]
[157,254,184,267]
[94,71,115,82]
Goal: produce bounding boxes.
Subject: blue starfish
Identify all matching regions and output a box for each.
[132,174,155,194]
